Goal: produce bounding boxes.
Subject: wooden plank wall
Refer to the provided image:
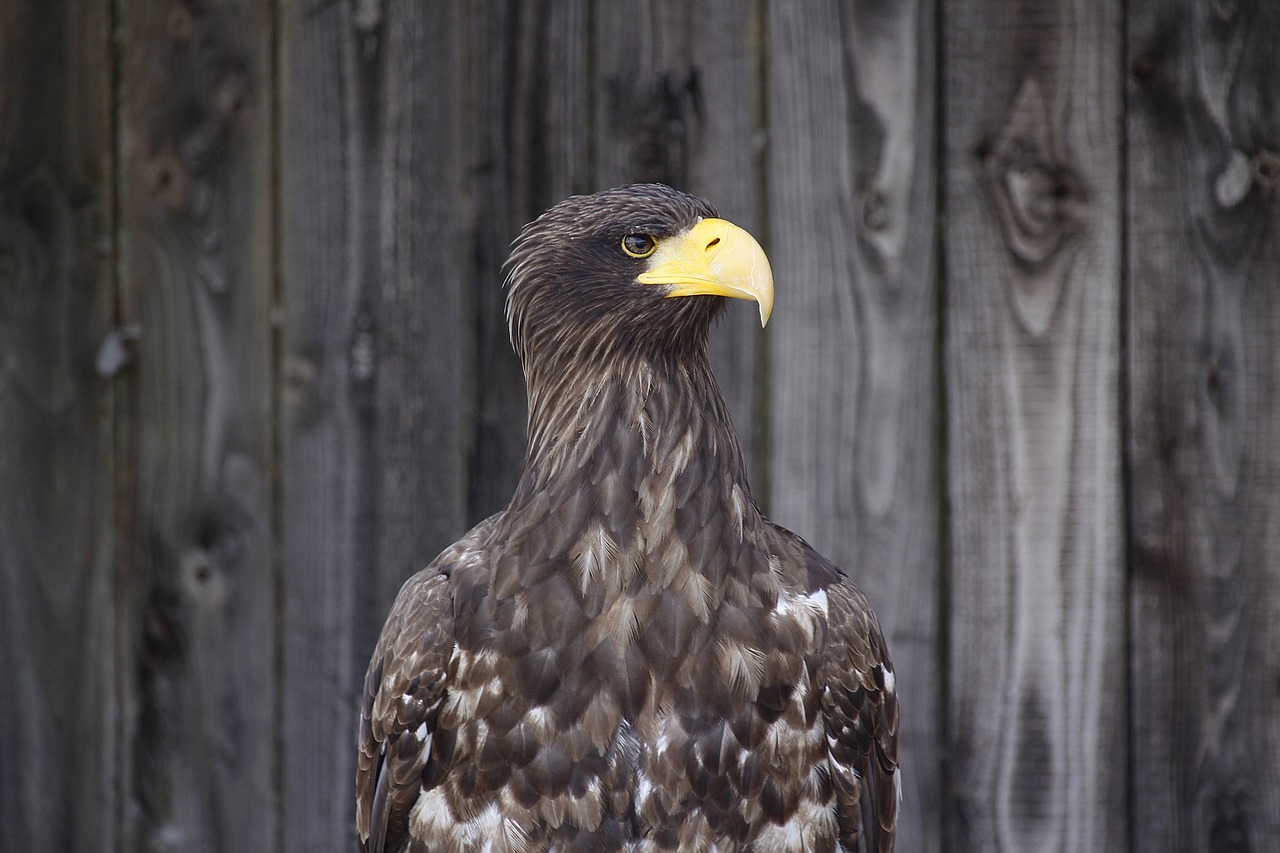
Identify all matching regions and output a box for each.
[117,1,278,848]
[765,4,940,852]
[943,0,1127,850]
[1126,2,1280,850]
[0,1,117,850]
[1,1,1277,851]
[278,3,471,848]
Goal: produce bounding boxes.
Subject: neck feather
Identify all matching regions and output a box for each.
[491,343,766,618]
[517,345,748,499]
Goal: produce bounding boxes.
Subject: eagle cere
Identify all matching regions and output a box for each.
[356,184,899,852]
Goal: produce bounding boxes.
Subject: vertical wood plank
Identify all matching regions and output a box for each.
[942,0,1126,849]
[764,2,941,850]
[0,1,118,850]
[1127,2,1280,850]
[278,1,468,849]
[465,0,593,523]
[117,0,277,849]
[594,0,765,483]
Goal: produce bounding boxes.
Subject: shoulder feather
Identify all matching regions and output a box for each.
[356,516,498,853]
[816,565,900,853]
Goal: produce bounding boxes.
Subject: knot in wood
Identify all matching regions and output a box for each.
[998,157,1084,264]
[861,188,889,232]
[1214,150,1254,209]
[353,0,384,33]
[1255,150,1280,195]
[167,4,194,44]
[96,324,143,378]
[1130,55,1156,83]
[350,317,376,381]
[143,148,192,211]
[141,593,186,666]
[283,355,316,395]
[181,548,216,591]
[981,77,1086,268]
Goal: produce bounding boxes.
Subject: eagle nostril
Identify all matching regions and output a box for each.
[706,237,721,251]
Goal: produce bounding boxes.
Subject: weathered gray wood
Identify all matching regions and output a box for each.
[1127,2,1280,850]
[11,6,1280,850]
[763,3,942,851]
[594,0,765,485]
[0,1,117,850]
[943,0,1126,849]
[278,1,469,849]
[116,0,277,849]
[464,0,593,524]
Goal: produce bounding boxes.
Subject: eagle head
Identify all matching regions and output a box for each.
[503,184,773,366]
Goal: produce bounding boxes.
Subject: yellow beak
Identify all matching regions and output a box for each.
[637,218,774,327]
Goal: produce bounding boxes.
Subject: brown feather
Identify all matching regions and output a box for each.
[356,185,898,852]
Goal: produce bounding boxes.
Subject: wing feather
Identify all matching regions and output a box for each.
[356,517,498,853]
[356,570,453,853]
[819,577,900,853]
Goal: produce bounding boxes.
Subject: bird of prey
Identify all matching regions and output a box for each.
[356,184,899,852]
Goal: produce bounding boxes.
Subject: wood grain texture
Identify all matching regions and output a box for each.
[117,0,276,849]
[763,3,941,851]
[278,1,469,849]
[595,0,765,485]
[943,0,1126,850]
[0,1,117,850]
[1127,2,1280,850]
[464,0,593,524]
[10,5,1280,850]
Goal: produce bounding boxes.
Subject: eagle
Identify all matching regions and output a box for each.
[356,184,899,852]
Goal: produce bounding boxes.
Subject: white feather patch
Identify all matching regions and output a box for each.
[416,728,433,766]
[410,786,454,838]
[752,797,837,852]
[772,588,829,644]
[718,639,766,699]
[730,484,748,542]
[572,524,619,596]
[456,801,503,847]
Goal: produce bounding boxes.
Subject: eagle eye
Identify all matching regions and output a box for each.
[621,233,657,258]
